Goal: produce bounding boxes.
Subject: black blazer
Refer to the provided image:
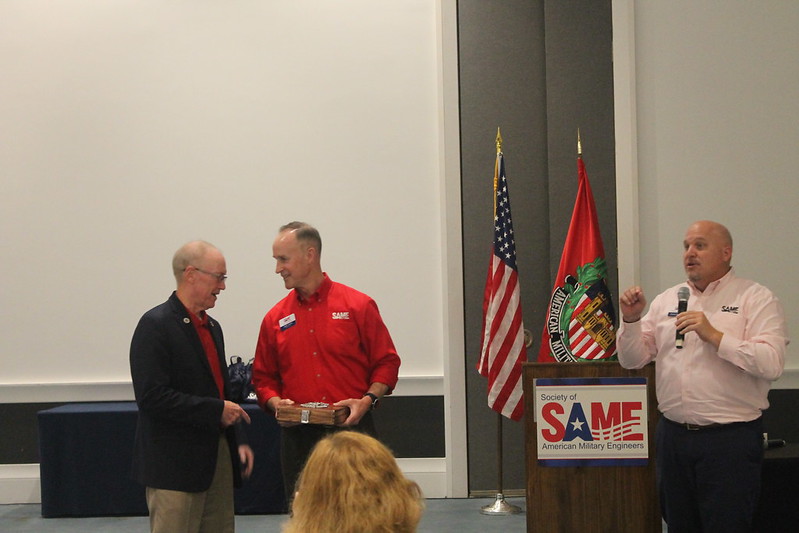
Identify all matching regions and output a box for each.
[130,292,246,492]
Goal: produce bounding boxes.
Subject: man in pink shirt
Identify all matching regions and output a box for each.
[252,221,401,504]
[618,220,788,532]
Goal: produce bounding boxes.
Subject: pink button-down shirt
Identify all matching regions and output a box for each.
[618,269,788,425]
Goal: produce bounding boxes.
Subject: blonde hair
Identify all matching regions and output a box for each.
[283,432,424,533]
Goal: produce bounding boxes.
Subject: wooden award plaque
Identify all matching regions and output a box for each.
[275,402,350,426]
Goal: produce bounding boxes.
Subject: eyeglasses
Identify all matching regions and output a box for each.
[188,266,228,283]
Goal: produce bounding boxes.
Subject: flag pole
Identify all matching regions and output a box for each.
[480,413,521,515]
[480,128,522,516]
[493,127,502,216]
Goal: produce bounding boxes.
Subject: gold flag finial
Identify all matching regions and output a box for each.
[496,127,503,154]
[577,128,582,156]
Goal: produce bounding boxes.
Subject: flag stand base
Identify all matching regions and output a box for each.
[480,493,522,515]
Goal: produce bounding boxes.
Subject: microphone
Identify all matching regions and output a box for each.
[765,438,787,450]
[676,287,690,349]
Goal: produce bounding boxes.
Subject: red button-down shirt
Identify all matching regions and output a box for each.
[253,274,400,406]
[189,310,225,400]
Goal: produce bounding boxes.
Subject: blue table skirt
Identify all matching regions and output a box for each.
[38,402,285,517]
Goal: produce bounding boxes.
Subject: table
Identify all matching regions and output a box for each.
[38,402,285,517]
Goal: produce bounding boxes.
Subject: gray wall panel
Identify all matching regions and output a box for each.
[459,0,615,492]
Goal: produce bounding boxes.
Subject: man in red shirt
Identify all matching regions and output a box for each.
[252,222,401,502]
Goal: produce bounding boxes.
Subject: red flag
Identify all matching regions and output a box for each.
[477,152,527,421]
[538,155,617,363]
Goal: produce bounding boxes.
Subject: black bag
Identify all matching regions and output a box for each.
[228,356,257,403]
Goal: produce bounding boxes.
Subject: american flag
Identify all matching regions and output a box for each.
[477,152,527,421]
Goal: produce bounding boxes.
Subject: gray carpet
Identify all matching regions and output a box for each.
[1,498,527,533]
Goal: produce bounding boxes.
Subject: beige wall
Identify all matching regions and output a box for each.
[615,0,798,376]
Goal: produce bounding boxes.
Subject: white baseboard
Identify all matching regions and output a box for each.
[397,458,447,498]
[0,382,136,404]
[0,459,448,505]
[774,370,799,389]
[0,375,444,404]
[4,369,797,404]
[0,464,40,504]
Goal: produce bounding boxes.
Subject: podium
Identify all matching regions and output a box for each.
[523,362,660,533]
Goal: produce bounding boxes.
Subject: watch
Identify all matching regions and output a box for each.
[363,392,380,411]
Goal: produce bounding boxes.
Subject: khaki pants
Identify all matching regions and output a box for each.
[146,435,234,533]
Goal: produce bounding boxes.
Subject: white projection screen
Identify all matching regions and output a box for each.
[0,1,447,389]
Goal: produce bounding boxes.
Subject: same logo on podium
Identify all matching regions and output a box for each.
[534,377,649,467]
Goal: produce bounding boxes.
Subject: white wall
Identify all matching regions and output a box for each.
[0,0,466,502]
[0,1,450,390]
[615,0,798,380]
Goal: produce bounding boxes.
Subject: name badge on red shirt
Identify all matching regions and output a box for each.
[279,313,296,331]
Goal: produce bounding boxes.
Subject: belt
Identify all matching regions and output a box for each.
[663,417,740,431]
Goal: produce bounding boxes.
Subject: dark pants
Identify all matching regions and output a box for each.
[657,416,763,533]
[280,412,377,503]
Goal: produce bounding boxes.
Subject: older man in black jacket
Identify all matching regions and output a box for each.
[130,240,253,533]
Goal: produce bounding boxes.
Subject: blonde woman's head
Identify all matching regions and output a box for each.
[284,431,424,533]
